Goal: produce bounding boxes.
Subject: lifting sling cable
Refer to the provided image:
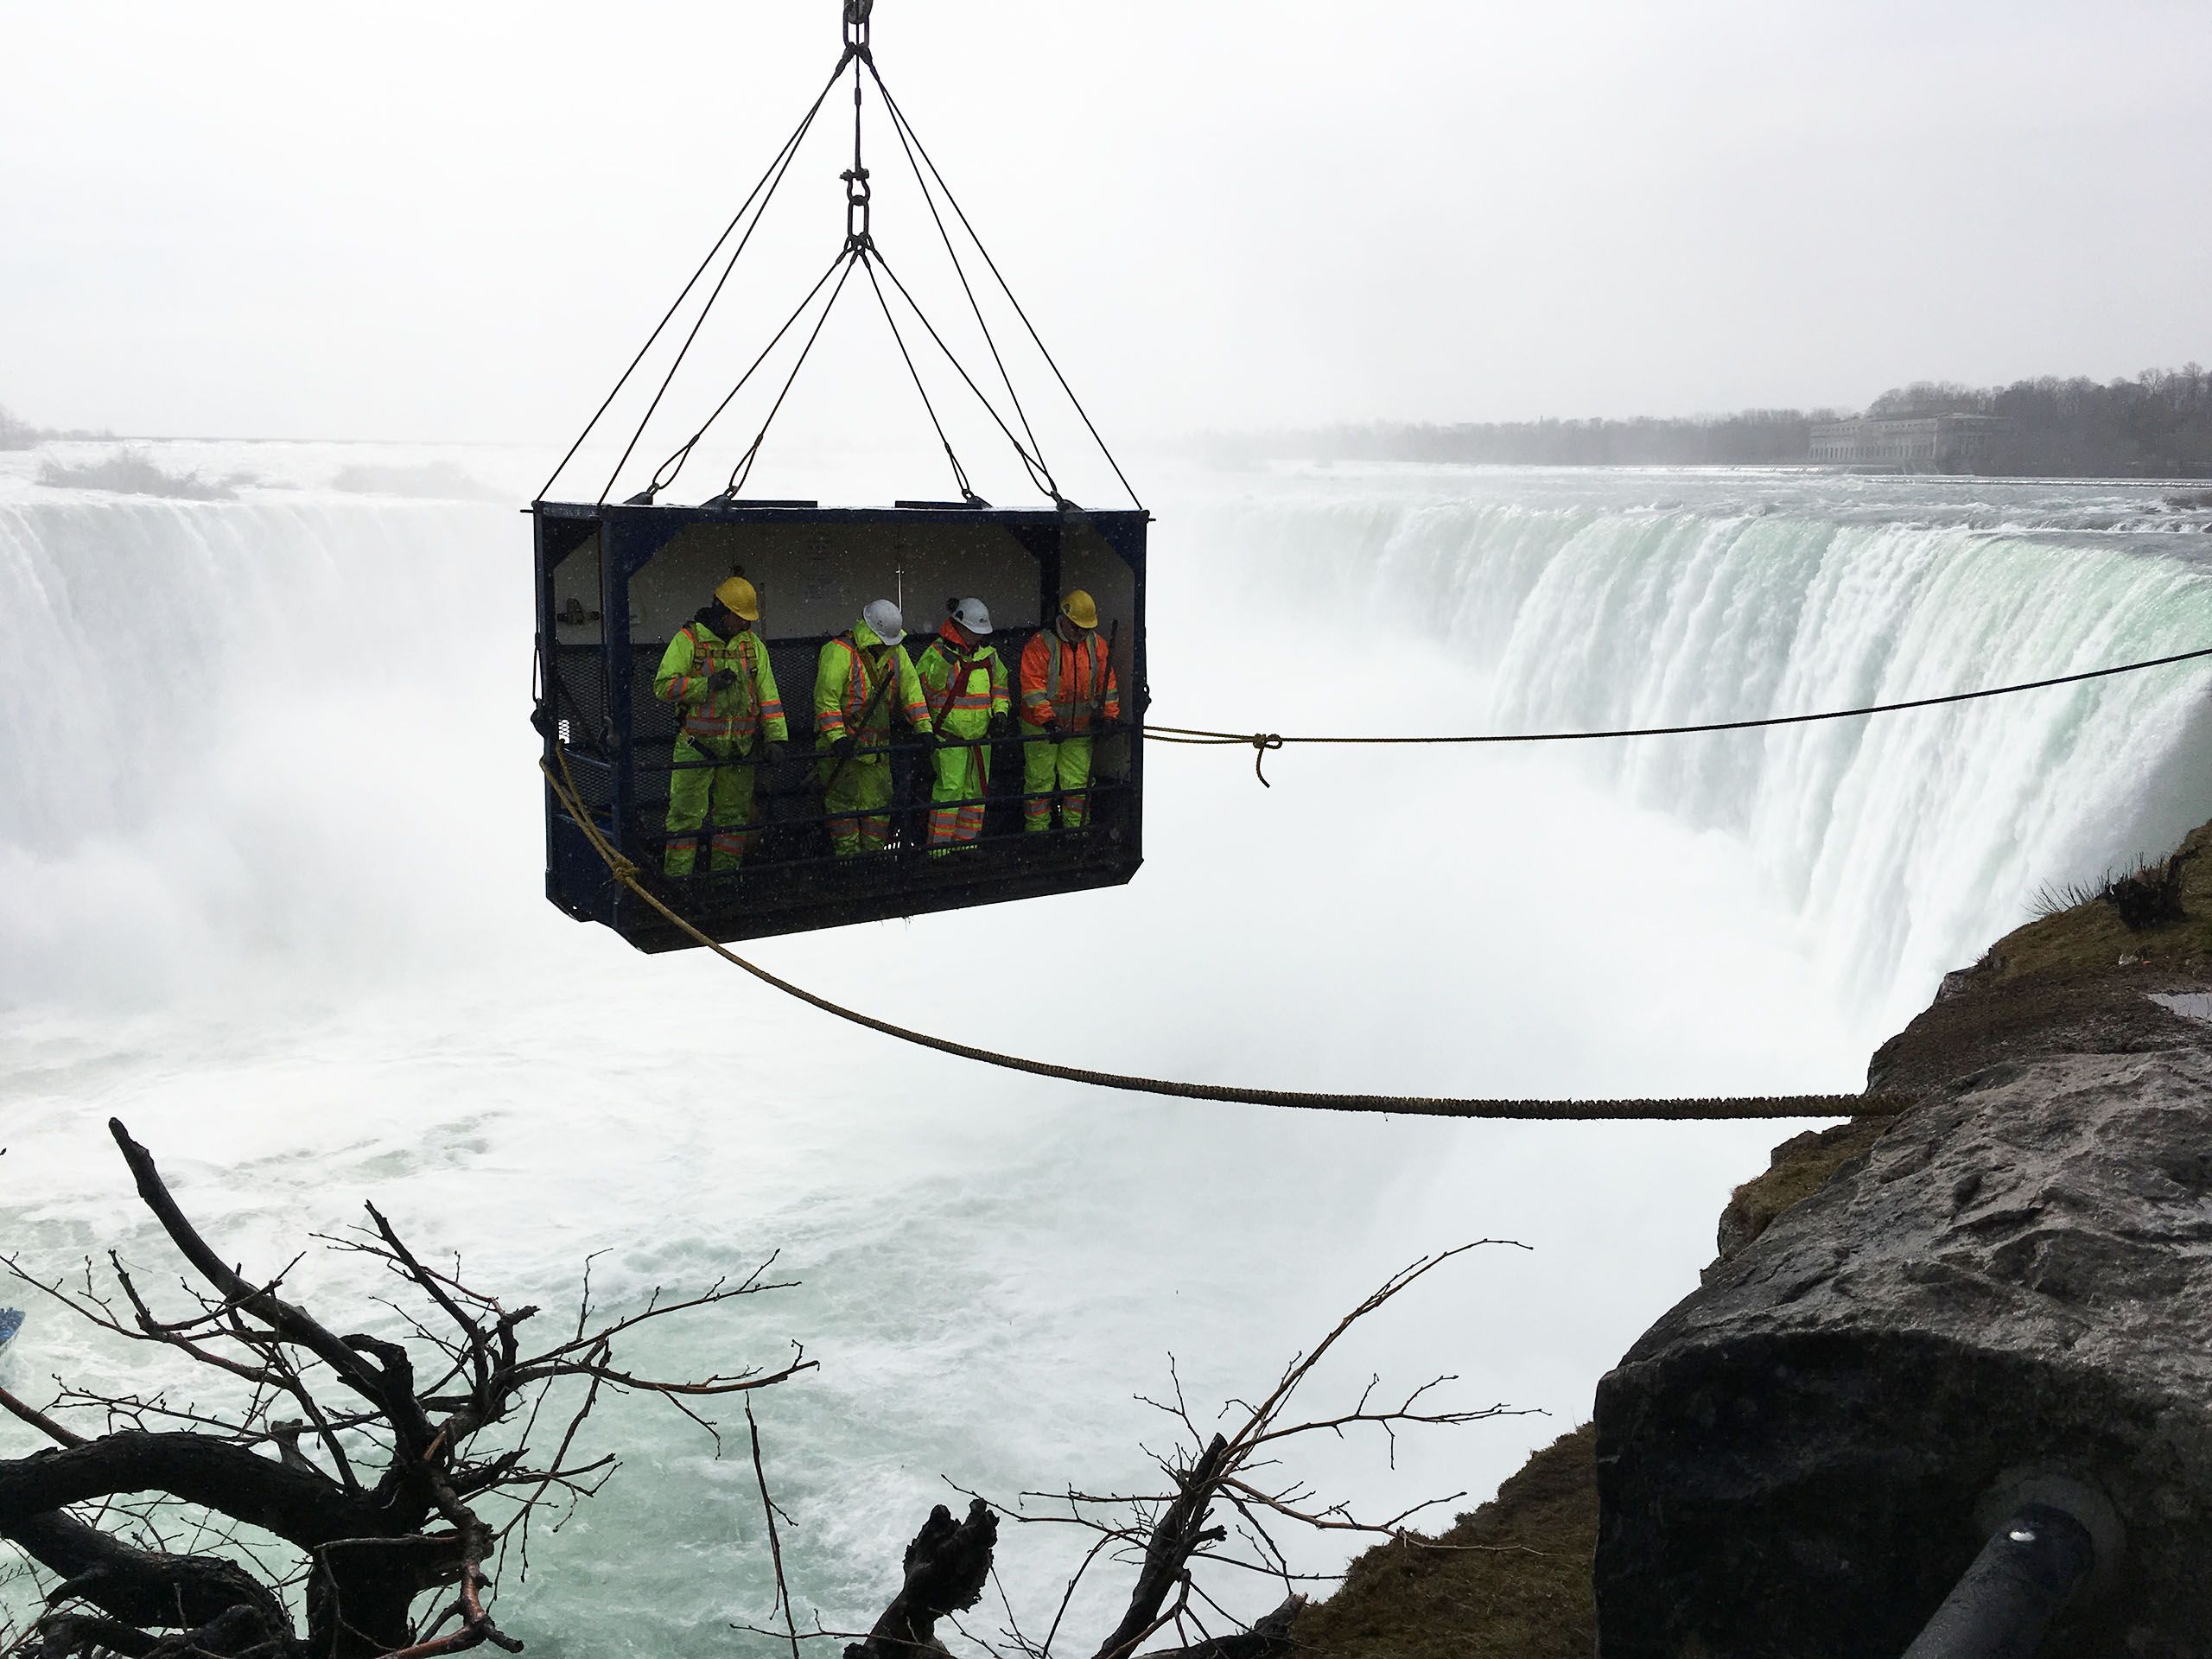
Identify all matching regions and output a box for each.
[868,65,1145,512]
[861,251,982,504]
[602,84,836,505]
[549,11,1126,512]
[868,246,1058,499]
[646,247,855,502]
[538,58,846,505]
[541,746,1908,1122]
[725,251,865,499]
[836,44,1062,502]
[1145,645,2212,785]
[867,58,1053,486]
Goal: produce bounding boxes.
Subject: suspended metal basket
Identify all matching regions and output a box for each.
[532,3,1147,949]
[536,500,1146,949]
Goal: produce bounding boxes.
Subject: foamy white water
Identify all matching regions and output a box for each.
[4,445,2209,1653]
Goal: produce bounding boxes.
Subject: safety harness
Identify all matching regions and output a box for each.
[678,622,773,747]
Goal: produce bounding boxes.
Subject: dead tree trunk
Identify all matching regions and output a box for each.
[842,1500,997,1658]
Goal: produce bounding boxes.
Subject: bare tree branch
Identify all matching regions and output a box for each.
[3,1121,809,1659]
[747,1402,803,1659]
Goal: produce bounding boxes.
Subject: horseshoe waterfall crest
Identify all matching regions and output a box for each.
[1185,471,2212,1024]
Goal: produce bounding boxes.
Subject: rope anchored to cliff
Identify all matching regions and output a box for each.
[1146,643,2212,785]
[541,749,1910,1122]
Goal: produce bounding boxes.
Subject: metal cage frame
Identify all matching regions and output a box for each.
[534,499,1149,950]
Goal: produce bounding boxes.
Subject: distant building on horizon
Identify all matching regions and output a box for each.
[1808,414,2008,470]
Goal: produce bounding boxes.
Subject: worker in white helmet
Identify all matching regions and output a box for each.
[812,598,934,857]
[915,597,1012,855]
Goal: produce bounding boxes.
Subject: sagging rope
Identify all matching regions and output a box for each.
[540,749,1906,1122]
[1146,644,2212,785]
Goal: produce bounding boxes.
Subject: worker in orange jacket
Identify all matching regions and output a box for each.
[1018,588,1120,833]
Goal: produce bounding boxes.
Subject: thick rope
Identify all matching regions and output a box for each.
[1147,644,2212,785]
[541,750,1904,1122]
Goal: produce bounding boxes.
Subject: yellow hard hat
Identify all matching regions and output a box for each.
[715,576,761,621]
[1059,588,1099,630]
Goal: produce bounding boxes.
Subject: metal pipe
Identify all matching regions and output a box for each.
[1901,1503,2096,1659]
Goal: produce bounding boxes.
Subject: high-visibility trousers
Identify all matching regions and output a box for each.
[1022,734,1093,832]
[818,749,894,856]
[928,741,988,856]
[665,734,757,875]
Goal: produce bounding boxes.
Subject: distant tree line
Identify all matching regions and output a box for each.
[0,401,110,449]
[1216,363,2212,478]
[1219,408,1838,468]
[1867,365,2212,476]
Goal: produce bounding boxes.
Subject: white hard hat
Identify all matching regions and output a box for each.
[861,598,905,645]
[950,596,993,637]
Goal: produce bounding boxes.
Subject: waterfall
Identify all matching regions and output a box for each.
[0,491,523,1007]
[1177,473,2212,1014]
[6,461,2209,1020]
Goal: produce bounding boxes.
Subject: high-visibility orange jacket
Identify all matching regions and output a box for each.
[1018,626,1120,732]
[654,613,787,747]
[814,619,932,753]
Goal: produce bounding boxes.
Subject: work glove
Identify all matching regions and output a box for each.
[988,713,1011,739]
[707,667,739,691]
[760,740,786,768]
[831,735,857,760]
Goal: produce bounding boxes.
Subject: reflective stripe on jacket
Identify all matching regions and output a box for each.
[653,620,787,746]
[814,619,932,756]
[917,626,1010,741]
[1018,628,1120,731]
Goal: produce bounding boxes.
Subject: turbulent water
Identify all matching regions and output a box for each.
[4,444,2210,1653]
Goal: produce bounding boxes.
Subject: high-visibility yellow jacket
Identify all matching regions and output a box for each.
[654,613,787,747]
[814,619,933,758]
[916,625,1010,741]
[1019,626,1120,732]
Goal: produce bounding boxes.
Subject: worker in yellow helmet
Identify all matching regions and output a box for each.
[915,597,1011,856]
[814,598,935,856]
[653,575,786,878]
[1018,588,1120,833]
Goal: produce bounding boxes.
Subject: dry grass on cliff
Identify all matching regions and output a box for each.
[1713,1119,1891,1262]
[1292,1425,1597,1659]
[1994,820,2212,982]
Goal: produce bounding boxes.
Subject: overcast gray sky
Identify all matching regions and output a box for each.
[3,0,2209,445]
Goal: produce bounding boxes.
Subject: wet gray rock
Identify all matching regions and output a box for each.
[1593,1024,2212,1658]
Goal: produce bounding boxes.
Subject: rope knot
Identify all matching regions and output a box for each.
[1250,732,1284,787]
